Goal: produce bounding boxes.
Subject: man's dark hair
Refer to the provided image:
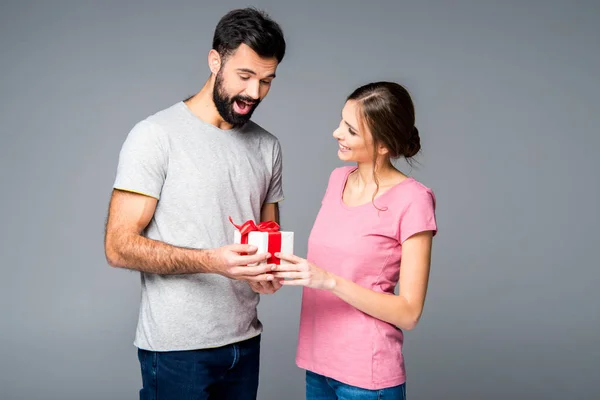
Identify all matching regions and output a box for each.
[212,8,286,63]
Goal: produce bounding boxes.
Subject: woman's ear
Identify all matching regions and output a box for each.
[377,143,390,156]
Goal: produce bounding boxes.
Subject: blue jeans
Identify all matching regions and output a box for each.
[306,370,406,400]
[137,335,260,400]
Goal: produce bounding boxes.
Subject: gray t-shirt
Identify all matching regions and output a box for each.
[113,101,284,351]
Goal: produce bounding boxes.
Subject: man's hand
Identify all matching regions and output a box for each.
[207,244,276,283]
[248,279,282,294]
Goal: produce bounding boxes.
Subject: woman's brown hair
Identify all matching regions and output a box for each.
[347,82,421,210]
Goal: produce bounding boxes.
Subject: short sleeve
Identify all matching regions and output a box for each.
[113,120,168,199]
[399,189,438,243]
[264,140,284,203]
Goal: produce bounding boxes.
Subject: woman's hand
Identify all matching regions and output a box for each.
[271,253,336,291]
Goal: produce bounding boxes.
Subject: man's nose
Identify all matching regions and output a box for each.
[245,81,260,100]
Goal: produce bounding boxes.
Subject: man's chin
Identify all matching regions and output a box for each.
[228,112,254,126]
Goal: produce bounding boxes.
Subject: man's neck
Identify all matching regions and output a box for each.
[184,78,235,130]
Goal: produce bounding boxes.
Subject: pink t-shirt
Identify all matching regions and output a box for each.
[296,166,438,390]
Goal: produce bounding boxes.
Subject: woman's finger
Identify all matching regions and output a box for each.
[275,253,305,264]
[280,278,310,286]
[270,263,304,272]
[272,271,306,280]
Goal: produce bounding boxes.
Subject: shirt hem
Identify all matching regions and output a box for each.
[296,358,406,390]
[113,186,159,200]
[264,196,284,204]
[134,331,263,352]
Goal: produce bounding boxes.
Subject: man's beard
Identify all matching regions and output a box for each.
[213,71,261,128]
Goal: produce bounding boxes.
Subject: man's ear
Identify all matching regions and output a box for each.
[208,49,222,75]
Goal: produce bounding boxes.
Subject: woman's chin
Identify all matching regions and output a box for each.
[337,149,352,161]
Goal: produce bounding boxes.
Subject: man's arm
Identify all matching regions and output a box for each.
[104,189,274,280]
[260,202,280,224]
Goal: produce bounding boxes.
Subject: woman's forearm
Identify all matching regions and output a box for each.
[329,275,422,330]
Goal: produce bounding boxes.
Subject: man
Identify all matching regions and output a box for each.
[104,8,286,399]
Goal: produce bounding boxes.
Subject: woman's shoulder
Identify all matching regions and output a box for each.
[328,166,355,182]
[399,177,436,208]
[320,166,355,202]
[383,176,436,211]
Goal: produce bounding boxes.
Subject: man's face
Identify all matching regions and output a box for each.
[212,44,278,127]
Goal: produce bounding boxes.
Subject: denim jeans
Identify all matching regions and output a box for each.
[306,370,406,400]
[137,335,260,400]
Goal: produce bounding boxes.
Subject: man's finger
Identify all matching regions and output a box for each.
[228,244,259,254]
[236,252,271,266]
[245,273,275,283]
[251,281,270,294]
[261,281,277,294]
[248,282,264,293]
[271,279,282,290]
[241,263,277,276]
[230,263,273,277]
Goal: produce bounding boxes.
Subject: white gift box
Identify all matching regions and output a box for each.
[234,230,294,266]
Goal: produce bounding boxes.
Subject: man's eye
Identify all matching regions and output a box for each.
[239,76,250,81]
[260,80,272,85]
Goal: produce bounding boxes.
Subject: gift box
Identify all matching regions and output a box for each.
[229,217,294,265]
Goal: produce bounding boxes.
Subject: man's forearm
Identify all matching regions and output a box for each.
[106,232,216,275]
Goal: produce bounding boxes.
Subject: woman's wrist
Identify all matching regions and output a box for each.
[325,272,338,291]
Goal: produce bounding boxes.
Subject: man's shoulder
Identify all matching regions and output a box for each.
[144,101,184,127]
[242,121,279,143]
[120,103,185,151]
[125,102,185,141]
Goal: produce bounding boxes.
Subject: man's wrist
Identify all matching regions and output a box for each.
[196,248,218,274]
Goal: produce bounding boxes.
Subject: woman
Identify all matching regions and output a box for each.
[273,81,438,399]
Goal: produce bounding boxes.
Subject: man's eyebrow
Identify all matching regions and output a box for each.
[236,68,276,79]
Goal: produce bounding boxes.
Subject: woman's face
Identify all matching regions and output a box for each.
[333,100,374,164]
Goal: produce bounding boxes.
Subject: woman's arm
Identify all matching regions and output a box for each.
[273,230,433,330]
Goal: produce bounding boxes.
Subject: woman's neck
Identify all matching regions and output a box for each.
[351,161,400,189]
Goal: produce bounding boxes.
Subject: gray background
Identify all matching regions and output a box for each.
[1,0,598,399]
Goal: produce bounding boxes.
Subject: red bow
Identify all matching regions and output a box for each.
[229,217,282,264]
[229,216,280,236]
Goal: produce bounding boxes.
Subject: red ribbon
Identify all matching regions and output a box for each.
[229,217,282,264]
